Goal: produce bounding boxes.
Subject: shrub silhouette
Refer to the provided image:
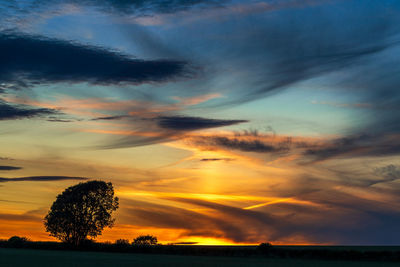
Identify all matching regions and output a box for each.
[258,242,272,249]
[132,235,158,246]
[258,242,273,253]
[44,180,119,246]
[115,239,130,246]
[7,236,29,247]
[115,239,129,245]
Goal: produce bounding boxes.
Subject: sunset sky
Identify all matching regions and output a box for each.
[1,0,400,245]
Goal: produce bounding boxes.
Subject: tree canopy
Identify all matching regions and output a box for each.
[44,180,119,246]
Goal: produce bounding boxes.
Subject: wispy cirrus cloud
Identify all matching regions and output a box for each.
[6,93,222,121]
[0,176,88,183]
[132,0,332,26]
[0,212,42,222]
[2,0,226,17]
[117,180,400,245]
[311,100,373,109]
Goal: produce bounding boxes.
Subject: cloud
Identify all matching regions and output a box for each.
[197,136,290,153]
[118,187,400,245]
[0,212,42,222]
[77,0,226,14]
[203,1,400,163]
[0,32,191,90]
[375,164,400,180]
[5,1,398,155]
[99,133,176,149]
[368,164,400,186]
[200,158,234,162]
[187,130,400,164]
[303,134,400,163]
[46,118,74,122]
[156,116,247,131]
[97,115,248,149]
[119,198,257,243]
[0,176,88,182]
[180,129,400,166]
[0,166,22,171]
[84,1,400,159]
[195,1,398,107]
[190,131,293,154]
[172,93,222,106]
[91,115,129,121]
[0,99,58,120]
[0,199,33,204]
[9,92,221,122]
[123,1,399,160]
[8,0,225,17]
[311,100,373,109]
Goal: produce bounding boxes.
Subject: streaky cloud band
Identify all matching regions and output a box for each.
[0,176,89,182]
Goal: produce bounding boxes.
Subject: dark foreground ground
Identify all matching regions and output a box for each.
[1,248,399,267]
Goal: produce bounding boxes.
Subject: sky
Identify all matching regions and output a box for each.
[0,0,400,245]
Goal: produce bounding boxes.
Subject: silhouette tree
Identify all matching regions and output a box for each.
[132,235,158,246]
[44,180,119,246]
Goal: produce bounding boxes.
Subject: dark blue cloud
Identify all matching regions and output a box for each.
[200,158,233,162]
[0,166,22,171]
[303,134,400,162]
[91,115,129,121]
[99,115,248,149]
[0,32,191,90]
[0,99,57,120]
[1,0,225,17]
[156,116,247,131]
[46,119,74,123]
[64,0,226,14]
[192,133,291,153]
[198,137,284,152]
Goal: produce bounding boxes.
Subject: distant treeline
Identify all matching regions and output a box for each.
[1,237,400,262]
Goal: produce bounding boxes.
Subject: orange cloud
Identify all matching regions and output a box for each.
[4,93,223,121]
[172,93,222,106]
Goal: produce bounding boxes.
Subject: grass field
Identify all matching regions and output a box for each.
[0,248,397,267]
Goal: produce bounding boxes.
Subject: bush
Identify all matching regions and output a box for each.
[115,239,130,246]
[80,239,96,248]
[258,242,272,251]
[132,235,158,246]
[7,236,29,247]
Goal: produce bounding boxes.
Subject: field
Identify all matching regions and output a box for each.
[0,248,398,267]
